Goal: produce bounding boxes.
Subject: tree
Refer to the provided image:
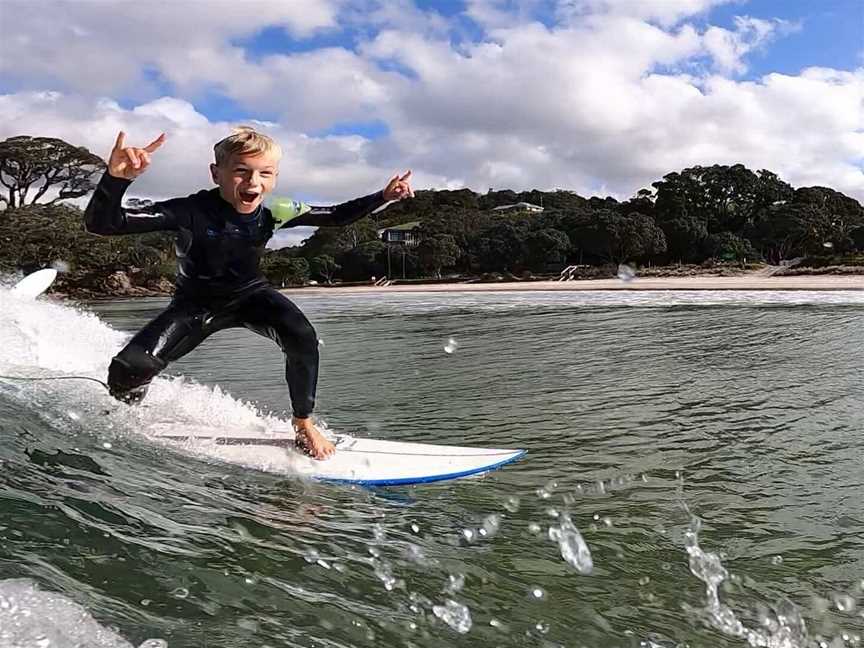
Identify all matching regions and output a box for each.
[417,233,460,278]
[310,255,340,283]
[261,253,310,286]
[705,231,760,262]
[338,240,387,281]
[0,136,105,209]
[564,209,665,264]
[523,228,571,270]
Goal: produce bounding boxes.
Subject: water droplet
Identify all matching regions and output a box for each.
[834,594,856,613]
[531,587,545,599]
[462,528,475,542]
[446,574,465,594]
[140,599,151,606]
[433,599,472,633]
[411,523,420,533]
[603,517,613,527]
[503,496,520,512]
[617,264,636,282]
[67,411,80,420]
[527,523,541,534]
[138,641,168,648]
[546,508,559,518]
[823,241,834,248]
[52,259,70,273]
[548,514,593,574]
[536,488,551,499]
[444,337,459,354]
[639,576,650,585]
[373,559,396,591]
[490,618,506,630]
[102,442,112,449]
[317,338,325,347]
[771,555,783,565]
[170,587,189,599]
[535,621,550,634]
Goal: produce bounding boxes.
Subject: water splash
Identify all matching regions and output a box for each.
[432,599,472,633]
[443,337,459,354]
[683,518,811,648]
[617,264,636,282]
[0,579,165,648]
[548,513,593,574]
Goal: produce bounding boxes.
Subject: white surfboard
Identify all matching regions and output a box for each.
[150,426,526,486]
[10,269,57,299]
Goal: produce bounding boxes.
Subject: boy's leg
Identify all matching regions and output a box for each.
[236,288,333,458]
[107,299,223,403]
[238,288,320,417]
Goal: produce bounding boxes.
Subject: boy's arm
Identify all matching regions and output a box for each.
[271,192,388,230]
[84,172,182,235]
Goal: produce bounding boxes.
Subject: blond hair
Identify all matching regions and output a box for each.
[213,126,282,166]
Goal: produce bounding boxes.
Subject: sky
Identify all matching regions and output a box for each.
[0,0,862,247]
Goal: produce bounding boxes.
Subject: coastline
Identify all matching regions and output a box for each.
[280,275,864,294]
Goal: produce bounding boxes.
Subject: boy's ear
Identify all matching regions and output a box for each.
[209,163,219,184]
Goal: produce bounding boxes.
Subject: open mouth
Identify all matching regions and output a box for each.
[238,190,260,207]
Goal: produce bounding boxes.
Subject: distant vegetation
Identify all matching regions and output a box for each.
[1,135,863,296]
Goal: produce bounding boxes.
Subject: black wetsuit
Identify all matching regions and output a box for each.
[84,173,386,416]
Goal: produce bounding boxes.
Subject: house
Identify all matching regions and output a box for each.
[492,202,544,214]
[378,221,421,246]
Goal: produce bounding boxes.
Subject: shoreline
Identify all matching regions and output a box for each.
[280,275,864,294]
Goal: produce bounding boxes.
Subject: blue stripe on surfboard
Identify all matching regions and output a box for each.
[319,449,527,487]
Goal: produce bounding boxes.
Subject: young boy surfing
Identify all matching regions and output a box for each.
[84,127,413,460]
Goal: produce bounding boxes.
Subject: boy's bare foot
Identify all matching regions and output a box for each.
[292,417,335,460]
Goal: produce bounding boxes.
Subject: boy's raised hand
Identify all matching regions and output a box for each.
[383,170,414,201]
[107,131,166,180]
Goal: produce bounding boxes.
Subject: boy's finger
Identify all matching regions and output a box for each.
[399,170,412,182]
[144,132,166,153]
[126,148,141,169]
[113,131,126,152]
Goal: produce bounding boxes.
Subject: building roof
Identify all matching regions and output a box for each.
[492,202,544,211]
[378,221,421,233]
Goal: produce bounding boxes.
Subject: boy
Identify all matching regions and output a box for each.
[84,127,413,459]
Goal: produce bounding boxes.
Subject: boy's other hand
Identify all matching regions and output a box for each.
[107,131,166,180]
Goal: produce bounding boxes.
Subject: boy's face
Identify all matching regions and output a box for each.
[210,151,280,214]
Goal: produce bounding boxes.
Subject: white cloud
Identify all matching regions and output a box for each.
[0,0,342,97]
[703,16,797,75]
[0,0,861,216]
[0,92,411,206]
[555,0,736,28]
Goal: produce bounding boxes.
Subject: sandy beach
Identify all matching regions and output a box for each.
[282,274,864,295]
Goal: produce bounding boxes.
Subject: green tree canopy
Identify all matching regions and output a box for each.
[0,136,105,209]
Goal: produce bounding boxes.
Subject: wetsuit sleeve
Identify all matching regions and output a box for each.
[84,173,184,235]
[270,192,387,229]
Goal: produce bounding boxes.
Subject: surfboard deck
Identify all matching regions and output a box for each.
[150,426,525,486]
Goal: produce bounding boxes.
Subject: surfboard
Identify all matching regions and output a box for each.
[150,426,526,486]
[10,269,57,299]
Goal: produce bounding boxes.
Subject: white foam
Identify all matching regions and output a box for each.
[0,277,313,478]
[0,578,165,648]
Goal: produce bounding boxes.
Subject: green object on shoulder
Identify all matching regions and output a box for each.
[269,197,311,228]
